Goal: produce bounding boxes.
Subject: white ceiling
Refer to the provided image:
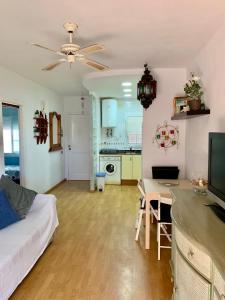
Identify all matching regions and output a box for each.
[83,69,142,99]
[0,0,224,96]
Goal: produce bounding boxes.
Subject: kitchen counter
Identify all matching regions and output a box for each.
[99,150,141,155]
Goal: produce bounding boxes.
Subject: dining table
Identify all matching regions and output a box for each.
[143,178,192,249]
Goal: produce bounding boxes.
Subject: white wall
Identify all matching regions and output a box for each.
[100,99,143,150]
[185,24,225,179]
[0,65,64,193]
[142,68,187,178]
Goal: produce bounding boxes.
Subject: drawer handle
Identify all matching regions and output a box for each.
[187,248,194,259]
[220,294,225,300]
[173,286,178,293]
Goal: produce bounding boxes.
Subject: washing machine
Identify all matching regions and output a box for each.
[99,156,121,184]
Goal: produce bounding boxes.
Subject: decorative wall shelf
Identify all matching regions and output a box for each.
[171,109,210,120]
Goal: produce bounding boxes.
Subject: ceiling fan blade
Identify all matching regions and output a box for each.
[82,58,109,71]
[79,44,105,55]
[42,59,66,71]
[31,43,65,56]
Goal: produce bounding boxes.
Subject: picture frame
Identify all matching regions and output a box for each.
[49,112,62,152]
[173,96,188,114]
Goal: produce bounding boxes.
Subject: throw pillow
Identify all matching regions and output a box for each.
[0,175,37,218]
[0,189,21,229]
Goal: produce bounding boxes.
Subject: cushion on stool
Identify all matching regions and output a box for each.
[159,203,172,223]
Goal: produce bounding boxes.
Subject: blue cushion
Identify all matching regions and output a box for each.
[0,189,21,230]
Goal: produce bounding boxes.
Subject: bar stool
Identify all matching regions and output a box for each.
[157,197,172,260]
[135,180,146,241]
[135,179,160,240]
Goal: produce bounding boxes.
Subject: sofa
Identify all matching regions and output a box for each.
[0,193,59,300]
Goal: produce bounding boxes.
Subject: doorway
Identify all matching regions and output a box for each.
[2,103,21,184]
[65,114,90,180]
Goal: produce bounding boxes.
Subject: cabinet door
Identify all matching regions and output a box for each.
[213,289,220,300]
[214,266,225,299]
[122,155,133,179]
[132,155,142,179]
[174,248,211,300]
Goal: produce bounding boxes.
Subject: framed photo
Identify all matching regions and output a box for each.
[173,96,188,114]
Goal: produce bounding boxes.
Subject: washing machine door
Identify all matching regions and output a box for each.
[105,162,117,175]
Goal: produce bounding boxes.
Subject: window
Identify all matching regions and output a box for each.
[3,115,20,153]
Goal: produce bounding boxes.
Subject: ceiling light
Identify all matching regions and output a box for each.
[122,82,132,87]
[124,94,132,97]
[123,88,132,92]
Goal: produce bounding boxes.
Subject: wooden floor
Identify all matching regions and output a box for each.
[11,181,172,300]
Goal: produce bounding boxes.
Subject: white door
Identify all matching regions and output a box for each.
[66,115,90,180]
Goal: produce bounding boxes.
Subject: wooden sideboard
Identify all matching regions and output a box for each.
[171,189,225,300]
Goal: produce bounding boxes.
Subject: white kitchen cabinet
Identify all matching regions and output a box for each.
[213,290,220,300]
[174,246,211,300]
[121,155,141,180]
[121,155,133,180]
[171,189,225,300]
[102,99,117,128]
[132,155,142,179]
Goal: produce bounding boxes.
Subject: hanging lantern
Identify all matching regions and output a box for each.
[137,64,157,109]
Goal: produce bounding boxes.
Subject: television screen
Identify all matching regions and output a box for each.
[208,133,225,206]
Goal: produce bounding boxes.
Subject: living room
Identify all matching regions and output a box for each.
[0,1,224,299]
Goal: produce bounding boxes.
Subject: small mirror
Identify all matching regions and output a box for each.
[49,112,62,152]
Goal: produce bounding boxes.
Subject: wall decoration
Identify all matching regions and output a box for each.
[137,64,157,109]
[153,121,179,150]
[33,110,48,144]
[173,96,188,114]
[49,112,62,152]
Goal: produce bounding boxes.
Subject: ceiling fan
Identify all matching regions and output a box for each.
[31,22,109,71]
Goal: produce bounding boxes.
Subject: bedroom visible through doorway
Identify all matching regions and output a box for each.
[2,103,21,184]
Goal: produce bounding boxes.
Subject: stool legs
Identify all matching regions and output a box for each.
[157,223,161,260]
[135,210,144,241]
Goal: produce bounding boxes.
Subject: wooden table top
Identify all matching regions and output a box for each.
[143,178,192,198]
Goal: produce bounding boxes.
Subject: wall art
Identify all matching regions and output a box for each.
[153,121,179,150]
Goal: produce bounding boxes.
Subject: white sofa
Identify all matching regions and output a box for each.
[0,194,59,300]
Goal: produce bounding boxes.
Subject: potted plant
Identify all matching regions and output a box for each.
[184,73,203,111]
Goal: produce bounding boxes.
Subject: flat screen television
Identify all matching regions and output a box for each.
[208,132,225,210]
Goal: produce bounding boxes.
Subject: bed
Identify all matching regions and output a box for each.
[4,156,20,184]
[0,194,59,300]
[4,165,20,183]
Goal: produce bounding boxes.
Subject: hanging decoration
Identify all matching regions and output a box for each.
[33,110,48,144]
[153,121,179,150]
[137,63,157,109]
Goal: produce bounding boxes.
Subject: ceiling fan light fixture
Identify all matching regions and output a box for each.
[31,21,109,71]
[75,53,85,61]
[67,54,75,63]
[63,22,78,33]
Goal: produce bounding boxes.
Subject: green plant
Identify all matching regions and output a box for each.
[184,73,203,100]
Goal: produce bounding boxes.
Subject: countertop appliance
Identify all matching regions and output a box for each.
[99,156,121,184]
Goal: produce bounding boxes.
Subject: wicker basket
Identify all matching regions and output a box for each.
[188,99,201,111]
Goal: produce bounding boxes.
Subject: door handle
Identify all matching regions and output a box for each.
[68,145,71,150]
